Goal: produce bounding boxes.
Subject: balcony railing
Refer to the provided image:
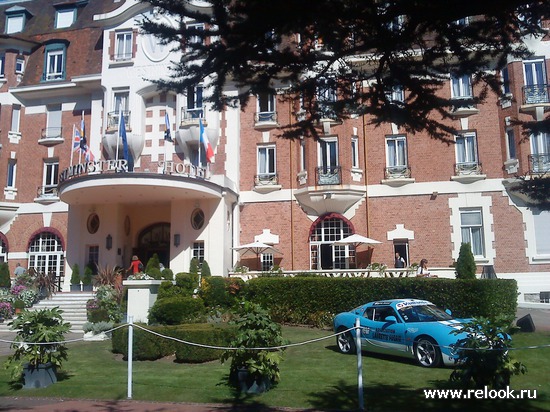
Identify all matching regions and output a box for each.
[316,165,341,185]
[385,165,411,179]
[40,127,62,140]
[528,153,550,174]
[455,161,482,176]
[254,111,277,124]
[106,111,131,131]
[254,173,279,186]
[180,107,205,123]
[523,84,550,105]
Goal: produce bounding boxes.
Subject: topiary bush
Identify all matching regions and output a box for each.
[148,296,207,325]
[70,264,81,285]
[0,263,11,288]
[175,272,199,295]
[201,260,211,277]
[199,276,244,308]
[456,242,477,279]
[189,258,200,276]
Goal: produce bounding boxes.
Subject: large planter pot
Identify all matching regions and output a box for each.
[23,362,57,389]
[70,284,82,292]
[82,284,93,292]
[235,368,272,394]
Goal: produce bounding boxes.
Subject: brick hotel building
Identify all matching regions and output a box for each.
[0,0,548,301]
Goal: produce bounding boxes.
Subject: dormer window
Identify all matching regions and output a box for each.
[55,7,76,29]
[15,56,24,74]
[5,6,31,34]
[42,43,67,81]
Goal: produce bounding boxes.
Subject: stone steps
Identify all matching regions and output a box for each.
[0,292,94,333]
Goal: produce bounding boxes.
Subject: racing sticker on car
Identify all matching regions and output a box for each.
[371,327,402,343]
[395,300,431,309]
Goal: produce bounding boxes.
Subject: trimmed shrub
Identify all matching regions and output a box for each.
[148,296,206,325]
[201,260,211,277]
[70,264,81,285]
[146,253,160,273]
[111,323,237,362]
[456,243,477,279]
[243,277,517,324]
[189,258,200,276]
[162,268,174,280]
[200,277,244,308]
[148,267,163,280]
[0,263,11,288]
[175,272,199,295]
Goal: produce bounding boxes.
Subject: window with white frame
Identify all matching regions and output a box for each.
[455,132,478,164]
[300,139,307,171]
[386,135,407,170]
[42,160,59,196]
[186,23,205,46]
[28,232,65,279]
[257,145,276,179]
[385,85,404,104]
[533,209,550,256]
[193,241,205,264]
[256,92,276,122]
[115,31,133,61]
[114,91,129,113]
[46,104,62,139]
[460,209,485,257]
[0,54,4,77]
[351,136,359,169]
[11,105,20,133]
[15,56,24,74]
[506,128,516,160]
[6,159,16,188]
[185,85,204,119]
[530,131,550,173]
[44,44,66,81]
[501,67,511,95]
[261,253,274,271]
[0,237,7,263]
[55,8,76,29]
[6,14,24,34]
[317,80,337,119]
[451,74,472,99]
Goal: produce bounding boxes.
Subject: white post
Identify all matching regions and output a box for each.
[127,316,134,399]
[355,318,364,411]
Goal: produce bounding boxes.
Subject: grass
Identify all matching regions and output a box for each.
[0,326,549,411]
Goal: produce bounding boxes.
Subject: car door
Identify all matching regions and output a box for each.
[360,305,407,355]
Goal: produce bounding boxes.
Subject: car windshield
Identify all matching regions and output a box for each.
[397,304,453,323]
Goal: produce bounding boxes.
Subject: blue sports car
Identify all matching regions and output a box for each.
[333,299,471,367]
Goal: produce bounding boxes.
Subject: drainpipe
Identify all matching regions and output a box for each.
[289,96,295,270]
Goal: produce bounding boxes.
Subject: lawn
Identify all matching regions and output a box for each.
[0,326,548,411]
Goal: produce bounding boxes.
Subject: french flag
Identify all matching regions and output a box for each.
[199,118,214,163]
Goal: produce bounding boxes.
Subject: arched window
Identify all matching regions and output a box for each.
[309,214,353,270]
[0,233,8,263]
[28,231,65,278]
[137,222,170,267]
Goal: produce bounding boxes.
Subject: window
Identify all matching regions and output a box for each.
[45,104,62,139]
[460,209,485,257]
[6,159,16,188]
[451,74,472,98]
[42,160,59,196]
[506,128,516,160]
[115,31,133,61]
[87,245,99,269]
[523,59,548,104]
[317,80,337,119]
[453,17,469,26]
[386,135,407,169]
[185,85,204,119]
[28,232,65,280]
[530,131,550,173]
[455,132,478,164]
[309,216,353,269]
[114,91,129,113]
[385,85,404,104]
[261,253,274,271]
[11,105,20,133]
[44,44,66,81]
[300,139,306,171]
[0,235,7,263]
[533,209,550,256]
[193,241,205,264]
[55,8,76,29]
[318,138,340,184]
[187,23,205,46]
[257,145,276,178]
[15,56,24,74]
[501,67,511,95]
[6,14,24,34]
[0,54,4,77]
[256,92,276,122]
[351,136,359,169]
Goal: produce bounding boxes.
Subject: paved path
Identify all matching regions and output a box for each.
[0,306,548,411]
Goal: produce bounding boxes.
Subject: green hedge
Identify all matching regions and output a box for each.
[111,323,236,362]
[148,296,207,325]
[243,277,518,325]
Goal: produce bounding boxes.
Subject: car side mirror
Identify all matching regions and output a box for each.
[385,316,397,323]
[445,309,452,316]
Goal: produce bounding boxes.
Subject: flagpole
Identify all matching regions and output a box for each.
[164,106,168,173]
[116,110,121,164]
[70,125,75,167]
[198,116,202,169]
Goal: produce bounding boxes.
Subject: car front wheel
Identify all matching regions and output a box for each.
[414,337,442,367]
[336,330,357,354]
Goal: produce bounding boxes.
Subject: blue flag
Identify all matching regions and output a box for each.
[119,110,129,161]
[164,112,172,142]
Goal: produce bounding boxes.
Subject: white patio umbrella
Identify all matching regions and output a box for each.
[334,234,382,247]
[233,241,281,270]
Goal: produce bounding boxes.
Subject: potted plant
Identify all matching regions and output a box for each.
[13,299,25,315]
[70,264,81,292]
[82,265,93,292]
[29,268,57,300]
[5,307,70,388]
[220,301,285,394]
